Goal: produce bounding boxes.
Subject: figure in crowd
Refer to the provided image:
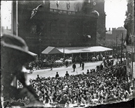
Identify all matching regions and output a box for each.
[87,69,89,74]
[65,71,69,78]
[96,66,100,71]
[65,61,68,67]
[100,63,103,70]
[79,55,82,67]
[72,63,76,72]
[50,60,53,70]
[80,61,82,67]
[96,54,99,61]
[58,94,68,107]
[82,62,84,70]
[55,72,59,78]
[1,34,40,106]
[28,59,131,106]
[36,75,40,81]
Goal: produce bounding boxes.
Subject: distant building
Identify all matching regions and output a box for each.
[18,0,105,54]
[112,27,127,46]
[105,27,127,47]
[105,30,113,46]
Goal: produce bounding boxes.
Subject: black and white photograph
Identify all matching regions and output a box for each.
[1,0,135,108]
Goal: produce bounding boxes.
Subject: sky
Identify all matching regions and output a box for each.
[1,0,128,30]
[105,0,127,30]
[1,1,12,30]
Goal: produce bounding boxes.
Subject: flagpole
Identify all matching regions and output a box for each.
[12,0,18,88]
[121,33,123,63]
[16,0,18,36]
[15,0,18,87]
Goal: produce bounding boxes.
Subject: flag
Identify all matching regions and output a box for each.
[30,4,42,19]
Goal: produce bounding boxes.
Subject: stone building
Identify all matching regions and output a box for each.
[105,27,127,47]
[124,0,134,45]
[124,0,135,61]
[18,0,105,54]
[93,0,106,45]
[105,30,113,47]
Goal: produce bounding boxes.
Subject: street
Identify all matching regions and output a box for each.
[1,1,134,107]
[26,59,135,83]
[27,61,103,80]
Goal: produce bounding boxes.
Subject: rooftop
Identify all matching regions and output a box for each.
[106,31,112,34]
[117,27,126,30]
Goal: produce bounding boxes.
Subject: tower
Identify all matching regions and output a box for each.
[93,0,106,45]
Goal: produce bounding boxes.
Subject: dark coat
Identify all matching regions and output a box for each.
[72,64,76,69]
[82,62,84,67]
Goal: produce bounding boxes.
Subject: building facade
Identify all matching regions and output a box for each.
[18,0,105,54]
[93,0,106,45]
[105,27,127,47]
[124,0,134,45]
[105,30,113,47]
[124,0,135,62]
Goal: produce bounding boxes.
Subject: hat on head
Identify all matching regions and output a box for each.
[1,34,35,63]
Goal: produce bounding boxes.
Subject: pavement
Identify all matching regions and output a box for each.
[27,61,103,81]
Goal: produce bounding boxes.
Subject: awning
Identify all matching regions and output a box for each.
[57,46,112,54]
[42,46,62,54]
[86,46,112,52]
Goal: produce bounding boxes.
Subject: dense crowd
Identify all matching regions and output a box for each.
[28,59,133,106]
[27,53,118,71]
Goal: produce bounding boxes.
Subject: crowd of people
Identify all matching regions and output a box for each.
[2,34,132,108]
[27,59,133,107]
[27,53,117,71]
